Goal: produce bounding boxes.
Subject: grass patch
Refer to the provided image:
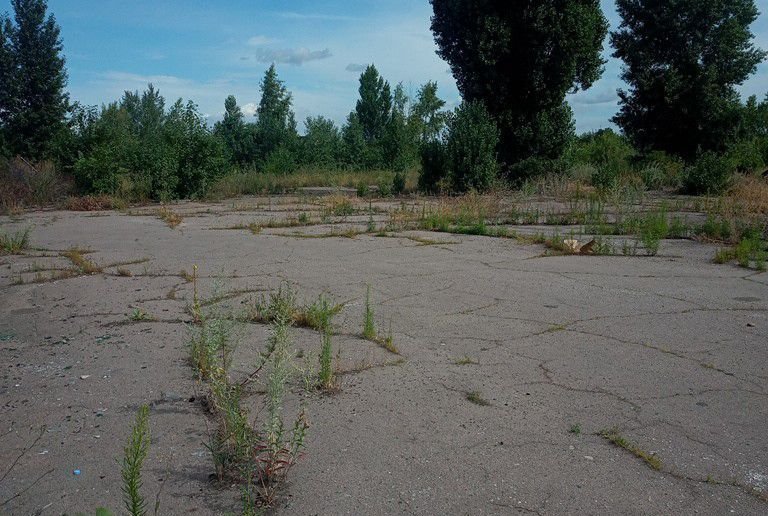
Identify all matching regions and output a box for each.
[465,391,491,406]
[599,427,662,471]
[0,228,30,254]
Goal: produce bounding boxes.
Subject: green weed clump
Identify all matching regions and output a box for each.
[639,209,669,256]
[713,230,767,271]
[0,228,30,254]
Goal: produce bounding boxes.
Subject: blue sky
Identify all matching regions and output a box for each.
[3,0,767,133]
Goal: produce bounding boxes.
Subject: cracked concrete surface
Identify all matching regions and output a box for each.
[0,196,766,515]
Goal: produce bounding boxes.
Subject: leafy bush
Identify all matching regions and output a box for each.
[418,140,448,193]
[567,129,634,190]
[392,171,406,195]
[508,157,568,183]
[445,101,499,193]
[684,152,733,195]
[726,138,766,174]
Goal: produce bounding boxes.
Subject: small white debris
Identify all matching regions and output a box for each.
[584,455,594,461]
[79,375,90,380]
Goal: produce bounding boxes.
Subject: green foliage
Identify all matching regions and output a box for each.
[392,171,406,195]
[410,81,447,143]
[612,0,767,160]
[262,146,297,176]
[508,157,568,184]
[726,137,766,174]
[121,405,151,516]
[568,129,635,190]
[72,86,228,200]
[301,116,342,168]
[684,152,734,195]
[0,0,69,160]
[430,0,609,170]
[445,101,499,193]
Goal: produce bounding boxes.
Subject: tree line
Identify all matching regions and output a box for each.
[1,0,767,201]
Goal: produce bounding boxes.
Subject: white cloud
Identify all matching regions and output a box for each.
[247,35,277,46]
[345,63,367,73]
[252,47,332,66]
[242,102,258,117]
[276,12,357,22]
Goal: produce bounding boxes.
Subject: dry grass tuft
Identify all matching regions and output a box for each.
[158,206,183,228]
[725,175,768,217]
[61,248,103,274]
[64,195,126,211]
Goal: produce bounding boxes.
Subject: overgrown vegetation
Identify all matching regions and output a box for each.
[1,1,764,211]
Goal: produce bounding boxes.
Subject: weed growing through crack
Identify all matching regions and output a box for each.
[189,276,307,509]
[453,356,478,365]
[130,308,152,322]
[362,284,376,340]
[0,228,30,254]
[189,310,237,380]
[466,391,491,406]
[569,424,582,436]
[308,294,338,391]
[121,404,151,516]
[639,209,668,256]
[62,248,103,274]
[599,427,662,470]
[248,309,309,507]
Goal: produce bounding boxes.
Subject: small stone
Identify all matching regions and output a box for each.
[584,455,594,461]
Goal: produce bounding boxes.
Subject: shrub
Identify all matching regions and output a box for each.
[684,152,733,195]
[445,101,499,193]
[392,171,406,195]
[726,138,766,174]
[508,157,568,183]
[262,146,298,176]
[418,140,449,193]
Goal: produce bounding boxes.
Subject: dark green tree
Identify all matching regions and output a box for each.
[1,0,69,160]
[255,64,298,162]
[445,101,499,192]
[341,111,368,167]
[214,95,252,165]
[355,65,392,145]
[430,0,608,173]
[612,0,767,160]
